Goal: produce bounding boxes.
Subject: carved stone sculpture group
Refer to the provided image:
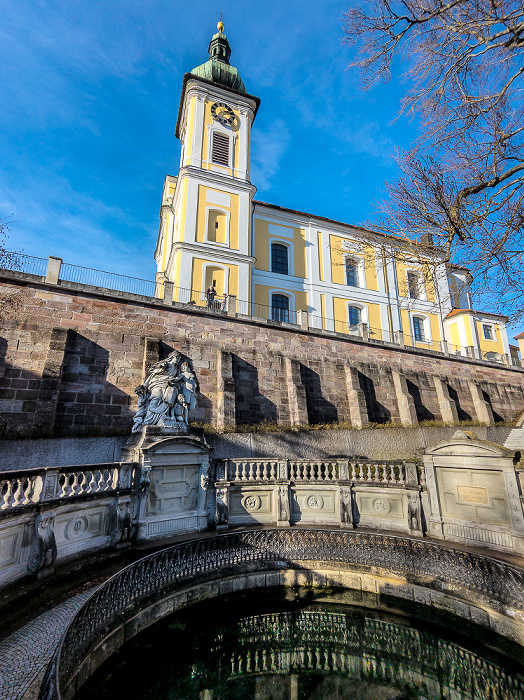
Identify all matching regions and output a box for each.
[132,351,199,432]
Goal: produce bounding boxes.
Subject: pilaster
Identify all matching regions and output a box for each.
[216,350,236,430]
[285,357,308,427]
[345,366,369,428]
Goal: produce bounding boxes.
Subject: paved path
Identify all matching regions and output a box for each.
[0,589,94,700]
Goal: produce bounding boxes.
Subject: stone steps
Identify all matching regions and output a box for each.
[504,428,524,449]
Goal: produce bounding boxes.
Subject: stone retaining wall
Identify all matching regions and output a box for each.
[2,270,524,439]
[0,426,514,471]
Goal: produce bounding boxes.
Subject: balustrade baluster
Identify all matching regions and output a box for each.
[398,463,405,485]
[373,465,380,482]
[22,477,37,505]
[382,464,389,484]
[12,479,24,507]
[1,480,14,509]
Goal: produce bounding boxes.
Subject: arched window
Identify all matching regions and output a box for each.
[345,258,359,287]
[271,294,289,322]
[347,306,361,328]
[271,243,289,275]
[207,209,227,244]
[413,316,425,342]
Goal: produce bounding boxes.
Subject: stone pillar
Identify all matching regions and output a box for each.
[226,294,237,316]
[216,350,236,430]
[276,484,290,527]
[468,380,494,424]
[142,337,160,379]
[394,330,405,347]
[163,281,174,305]
[439,341,449,356]
[340,486,353,529]
[433,377,459,424]
[285,357,308,427]
[391,371,418,426]
[32,328,69,434]
[296,309,309,331]
[45,256,62,285]
[345,366,369,428]
[358,323,369,341]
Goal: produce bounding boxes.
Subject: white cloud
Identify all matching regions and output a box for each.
[250,119,291,192]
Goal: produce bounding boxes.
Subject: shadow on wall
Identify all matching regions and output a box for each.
[300,363,338,425]
[358,371,391,424]
[55,332,134,436]
[482,389,504,423]
[406,379,434,422]
[447,384,471,421]
[233,355,277,425]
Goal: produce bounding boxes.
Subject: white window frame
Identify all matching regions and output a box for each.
[204,206,231,247]
[269,239,294,276]
[411,313,432,344]
[202,263,230,296]
[405,268,427,301]
[344,255,366,288]
[269,289,295,321]
[269,288,295,313]
[482,323,497,342]
[346,301,368,330]
[207,123,235,170]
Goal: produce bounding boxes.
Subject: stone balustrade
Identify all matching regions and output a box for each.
[217,458,412,486]
[0,462,136,589]
[214,457,422,534]
[0,464,132,512]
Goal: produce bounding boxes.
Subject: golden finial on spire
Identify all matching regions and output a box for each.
[217,13,224,32]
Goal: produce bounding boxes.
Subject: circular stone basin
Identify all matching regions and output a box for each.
[76,589,524,700]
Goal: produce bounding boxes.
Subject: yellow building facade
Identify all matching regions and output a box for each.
[154,23,512,362]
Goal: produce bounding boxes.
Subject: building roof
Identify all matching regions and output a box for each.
[253,199,439,251]
[445,308,509,321]
[175,23,260,139]
[190,26,247,94]
[515,331,524,339]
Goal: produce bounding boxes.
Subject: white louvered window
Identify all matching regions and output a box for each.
[211,132,230,166]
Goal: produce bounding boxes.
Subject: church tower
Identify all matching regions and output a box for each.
[155,22,260,308]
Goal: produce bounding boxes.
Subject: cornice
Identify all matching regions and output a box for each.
[176,73,260,139]
[172,241,255,265]
[176,166,257,195]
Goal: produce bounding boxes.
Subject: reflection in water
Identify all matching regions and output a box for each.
[77,593,524,700]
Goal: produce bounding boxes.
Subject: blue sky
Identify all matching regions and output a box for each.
[2,0,522,338]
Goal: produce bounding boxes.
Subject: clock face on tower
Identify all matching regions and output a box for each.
[211,102,236,126]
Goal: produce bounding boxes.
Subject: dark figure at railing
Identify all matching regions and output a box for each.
[206,284,217,309]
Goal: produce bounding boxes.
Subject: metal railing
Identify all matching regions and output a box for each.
[40,528,524,699]
[1,252,520,368]
[2,251,48,277]
[59,262,156,297]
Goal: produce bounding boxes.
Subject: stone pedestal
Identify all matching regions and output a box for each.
[123,427,211,542]
[423,430,524,552]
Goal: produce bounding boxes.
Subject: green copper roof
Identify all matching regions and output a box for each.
[190,29,247,95]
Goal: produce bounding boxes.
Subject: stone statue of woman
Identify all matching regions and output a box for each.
[132,351,182,431]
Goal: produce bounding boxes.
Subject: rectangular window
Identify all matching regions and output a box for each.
[211,132,229,166]
[271,243,289,275]
[483,324,494,340]
[345,259,359,287]
[407,272,420,299]
[413,317,425,342]
[348,306,361,327]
